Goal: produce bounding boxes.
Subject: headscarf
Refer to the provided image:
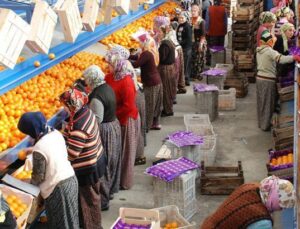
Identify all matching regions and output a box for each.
[276,6,290,18]
[105,47,136,81]
[174,7,182,15]
[260,30,274,46]
[260,176,296,212]
[134,32,159,66]
[180,11,191,23]
[259,11,277,25]
[59,88,88,115]
[153,16,170,31]
[18,112,53,140]
[83,65,106,90]
[107,44,130,61]
[280,22,295,52]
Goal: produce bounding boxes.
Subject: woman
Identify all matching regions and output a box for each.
[17,112,79,229]
[60,88,105,229]
[0,190,17,229]
[191,3,206,80]
[256,30,298,131]
[274,7,293,35]
[130,33,163,131]
[177,11,193,86]
[157,23,177,117]
[201,176,296,229]
[257,12,277,47]
[83,65,122,211]
[273,23,296,87]
[107,44,147,165]
[105,50,141,190]
[154,16,186,94]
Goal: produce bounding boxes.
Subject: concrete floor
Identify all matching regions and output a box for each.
[102,83,276,228]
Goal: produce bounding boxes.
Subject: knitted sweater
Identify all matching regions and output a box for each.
[64,106,104,186]
[201,183,272,229]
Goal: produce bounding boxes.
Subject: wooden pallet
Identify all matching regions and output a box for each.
[200,161,245,195]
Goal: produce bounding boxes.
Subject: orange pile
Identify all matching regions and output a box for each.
[4,194,28,218]
[100,1,178,48]
[15,170,32,180]
[162,221,179,229]
[0,52,107,153]
[270,153,293,166]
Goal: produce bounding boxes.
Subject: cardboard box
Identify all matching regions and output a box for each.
[0,9,30,69]
[26,0,58,54]
[114,0,130,15]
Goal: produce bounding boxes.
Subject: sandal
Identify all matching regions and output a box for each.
[135,157,146,166]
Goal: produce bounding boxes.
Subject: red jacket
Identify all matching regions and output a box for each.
[105,73,138,126]
[207,6,227,36]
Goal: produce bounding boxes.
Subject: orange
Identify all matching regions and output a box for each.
[34,61,41,67]
[48,53,55,60]
[18,150,27,160]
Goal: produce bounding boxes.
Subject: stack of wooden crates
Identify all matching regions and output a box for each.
[232,0,263,83]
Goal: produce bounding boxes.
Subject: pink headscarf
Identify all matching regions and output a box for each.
[260,176,295,212]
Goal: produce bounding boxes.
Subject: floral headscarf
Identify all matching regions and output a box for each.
[276,6,291,18]
[180,11,191,23]
[153,16,170,31]
[260,176,296,212]
[83,65,106,90]
[135,32,160,66]
[107,44,130,61]
[280,22,295,52]
[60,88,88,115]
[259,11,277,25]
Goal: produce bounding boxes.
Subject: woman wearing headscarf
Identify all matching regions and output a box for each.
[130,33,163,131]
[177,11,192,86]
[60,88,105,229]
[273,23,296,87]
[274,7,293,35]
[191,3,206,80]
[257,12,277,47]
[17,112,79,229]
[156,20,177,117]
[256,30,298,131]
[201,176,296,229]
[154,16,186,94]
[83,65,121,211]
[0,190,17,229]
[107,44,147,166]
[105,49,141,190]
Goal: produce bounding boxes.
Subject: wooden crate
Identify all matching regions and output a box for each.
[113,0,130,15]
[200,161,244,195]
[0,184,34,229]
[26,0,57,54]
[232,34,252,43]
[101,0,113,24]
[232,5,254,21]
[111,208,160,229]
[82,0,100,32]
[224,73,248,98]
[0,8,30,69]
[55,0,83,43]
[130,0,140,11]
